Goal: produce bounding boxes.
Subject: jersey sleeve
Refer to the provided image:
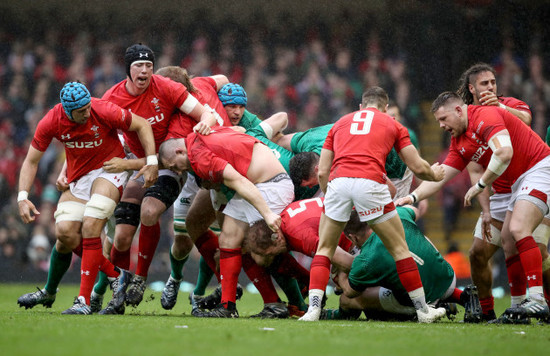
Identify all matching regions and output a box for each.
[474,107,507,142]
[393,121,413,152]
[396,206,416,224]
[501,96,531,114]
[442,142,469,171]
[93,99,133,131]
[157,75,190,110]
[187,138,228,183]
[322,126,335,151]
[31,111,56,152]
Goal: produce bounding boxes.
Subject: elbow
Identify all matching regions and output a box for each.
[497,147,513,164]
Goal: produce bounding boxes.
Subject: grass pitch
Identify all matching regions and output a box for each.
[1,283,548,356]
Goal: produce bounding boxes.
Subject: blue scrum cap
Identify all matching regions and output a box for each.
[59,82,91,120]
[218,83,247,107]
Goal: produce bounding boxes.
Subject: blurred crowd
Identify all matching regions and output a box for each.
[1,6,549,276]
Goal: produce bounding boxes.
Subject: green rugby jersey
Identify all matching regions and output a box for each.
[348,206,454,305]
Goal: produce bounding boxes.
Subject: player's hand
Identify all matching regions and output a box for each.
[464,184,483,207]
[395,195,413,206]
[265,212,282,232]
[103,157,128,173]
[18,199,40,224]
[479,91,499,106]
[431,162,445,181]
[56,176,69,192]
[481,211,493,241]
[193,121,212,135]
[134,164,159,188]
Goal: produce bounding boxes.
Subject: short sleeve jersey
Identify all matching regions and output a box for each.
[499,96,532,117]
[186,127,261,183]
[280,197,352,257]
[348,207,454,305]
[444,105,550,188]
[166,77,232,140]
[102,75,188,157]
[323,108,412,183]
[31,98,132,182]
[290,124,332,155]
[238,110,262,131]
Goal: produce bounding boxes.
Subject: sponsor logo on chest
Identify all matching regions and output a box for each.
[64,139,103,148]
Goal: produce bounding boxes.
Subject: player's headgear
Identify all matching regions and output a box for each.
[60,82,91,120]
[124,43,155,78]
[218,83,247,107]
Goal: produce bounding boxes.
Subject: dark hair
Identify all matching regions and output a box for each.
[289,152,319,187]
[248,220,275,252]
[457,63,496,104]
[155,66,197,93]
[361,86,388,110]
[343,210,369,236]
[431,91,463,113]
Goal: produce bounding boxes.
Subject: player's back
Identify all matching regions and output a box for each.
[326,107,410,184]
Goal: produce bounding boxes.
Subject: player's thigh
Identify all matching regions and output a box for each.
[369,215,409,260]
[219,215,249,249]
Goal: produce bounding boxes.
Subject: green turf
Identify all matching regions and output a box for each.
[1,284,548,356]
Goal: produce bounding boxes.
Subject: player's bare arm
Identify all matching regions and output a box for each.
[398,145,444,181]
[56,160,69,192]
[17,146,44,223]
[222,164,281,232]
[396,164,460,206]
[128,113,158,187]
[318,148,334,194]
[464,130,512,206]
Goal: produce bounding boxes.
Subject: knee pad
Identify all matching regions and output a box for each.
[543,255,550,272]
[114,201,141,227]
[84,194,117,220]
[54,201,86,223]
[144,174,181,208]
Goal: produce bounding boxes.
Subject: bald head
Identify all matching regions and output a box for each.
[158,138,186,171]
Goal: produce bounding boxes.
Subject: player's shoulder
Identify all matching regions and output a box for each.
[499,96,530,111]
[102,80,126,99]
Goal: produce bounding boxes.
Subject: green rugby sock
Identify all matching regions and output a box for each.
[169,248,189,281]
[193,256,214,295]
[93,271,110,295]
[273,274,307,311]
[44,247,72,295]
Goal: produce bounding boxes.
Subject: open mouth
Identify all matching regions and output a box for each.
[136,77,148,85]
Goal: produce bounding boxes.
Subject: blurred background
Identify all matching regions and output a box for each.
[1,0,549,289]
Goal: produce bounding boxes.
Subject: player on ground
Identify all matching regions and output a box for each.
[299,86,446,322]
[17,82,157,314]
[331,207,482,322]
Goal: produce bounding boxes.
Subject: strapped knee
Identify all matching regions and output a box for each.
[54,201,86,223]
[84,194,117,220]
